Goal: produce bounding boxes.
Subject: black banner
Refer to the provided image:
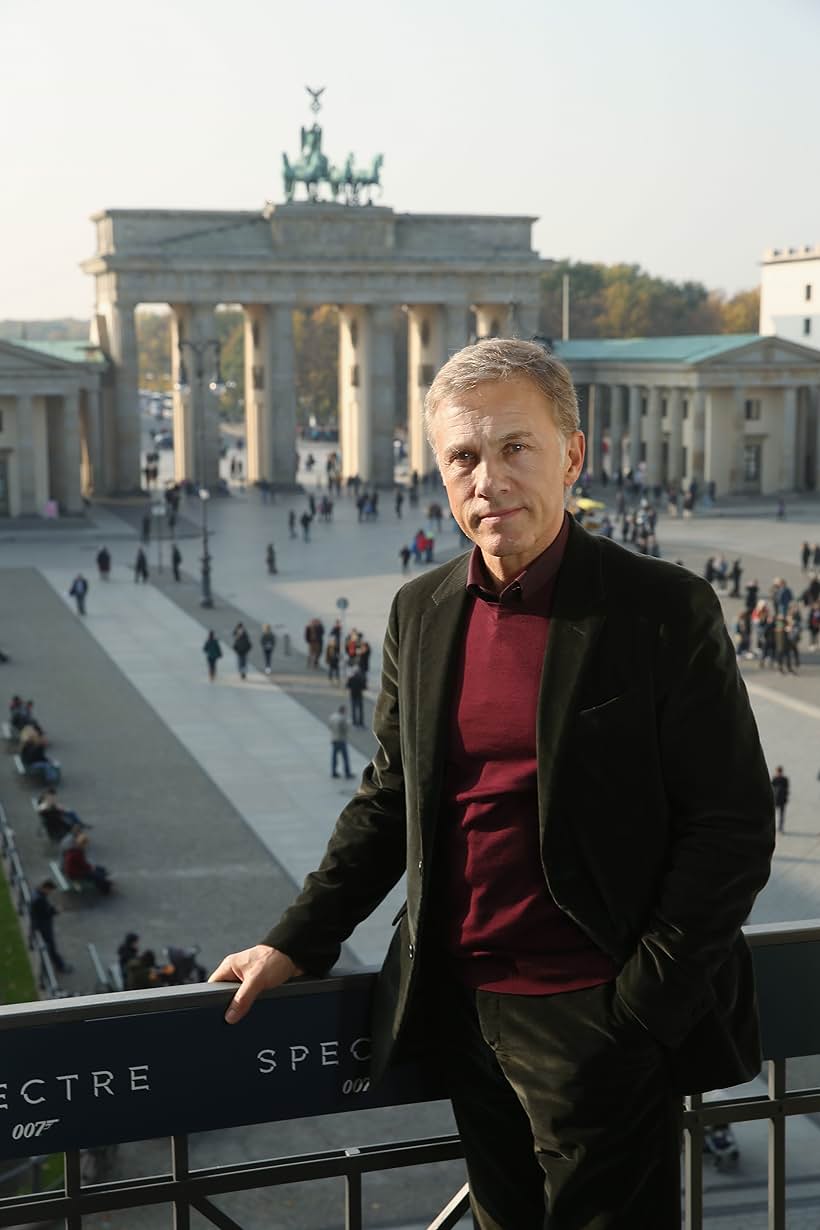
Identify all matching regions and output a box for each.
[0,978,443,1161]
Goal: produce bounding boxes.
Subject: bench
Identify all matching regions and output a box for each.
[48,859,86,896]
[87,942,114,992]
[13,756,61,782]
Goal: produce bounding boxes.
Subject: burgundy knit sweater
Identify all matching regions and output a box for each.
[438,515,616,994]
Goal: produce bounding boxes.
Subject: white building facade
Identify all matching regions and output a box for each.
[760,245,820,349]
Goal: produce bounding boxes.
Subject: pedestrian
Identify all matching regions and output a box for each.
[399,545,411,573]
[203,631,222,681]
[260,624,276,675]
[212,338,773,1230]
[288,510,297,539]
[171,543,182,582]
[771,766,789,833]
[30,880,71,974]
[729,559,743,598]
[346,662,366,727]
[304,618,324,669]
[266,544,278,575]
[96,546,111,580]
[328,704,353,779]
[117,932,140,983]
[395,489,404,518]
[326,638,341,685]
[134,548,149,583]
[232,622,252,680]
[68,573,89,616]
[300,511,312,542]
[801,542,811,573]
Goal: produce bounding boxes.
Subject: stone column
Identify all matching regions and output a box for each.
[369,304,397,486]
[102,300,141,493]
[690,389,706,484]
[407,305,441,479]
[628,385,642,475]
[59,388,84,513]
[586,384,603,477]
[644,386,662,487]
[245,304,298,488]
[667,388,684,486]
[80,386,103,497]
[729,387,747,494]
[608,385,625,478]
[443,301,469,360]
[14,393,37,515]
[474,304,511,338]
[781,387,797,491]
[171,304,220,487]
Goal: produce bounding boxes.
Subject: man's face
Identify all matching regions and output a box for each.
[433,377,585,585]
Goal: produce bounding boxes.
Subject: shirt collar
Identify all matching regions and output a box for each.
[466,512,570,605]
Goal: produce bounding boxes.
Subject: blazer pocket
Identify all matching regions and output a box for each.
[577,692,633,721]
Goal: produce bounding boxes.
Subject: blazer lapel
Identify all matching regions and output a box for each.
[415,556,470,852]
[536,521,607,841]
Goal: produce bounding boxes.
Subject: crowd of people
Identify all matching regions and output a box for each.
[728,569,820,672]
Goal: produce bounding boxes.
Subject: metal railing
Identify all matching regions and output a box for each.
[2,795,820,1228]
[0,800,62,997]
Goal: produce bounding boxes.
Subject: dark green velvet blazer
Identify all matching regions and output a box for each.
[266,517,775,1095]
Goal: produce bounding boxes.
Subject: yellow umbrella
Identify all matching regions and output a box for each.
[575,497,606,511]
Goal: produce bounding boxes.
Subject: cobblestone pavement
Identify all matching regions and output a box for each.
[2,456,820,1227]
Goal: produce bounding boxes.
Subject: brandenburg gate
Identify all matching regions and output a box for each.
[82,202,544,495]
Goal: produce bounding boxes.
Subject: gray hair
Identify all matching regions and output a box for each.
[423,338,579,447]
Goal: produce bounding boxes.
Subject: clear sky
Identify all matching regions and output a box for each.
[2,0,818,320]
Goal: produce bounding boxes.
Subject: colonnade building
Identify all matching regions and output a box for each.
[558,335,820,495]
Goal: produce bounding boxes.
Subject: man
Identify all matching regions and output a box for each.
[345,663,366,727]
[771,766,789,833]
[329,704,353,780]
[211,340,774,1229]
[172,543,182,582]
[30,879,71,974]
[69,573,88,615]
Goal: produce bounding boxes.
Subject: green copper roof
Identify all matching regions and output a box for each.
[553,335,760,364]
[12,339,107,366]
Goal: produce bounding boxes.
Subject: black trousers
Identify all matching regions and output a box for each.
[436,977,682,1230]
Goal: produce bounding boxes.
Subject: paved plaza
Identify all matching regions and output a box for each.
[2,445,820,1227]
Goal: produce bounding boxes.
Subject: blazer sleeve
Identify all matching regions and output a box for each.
[262,594,408,974]
[615,579,775,1048]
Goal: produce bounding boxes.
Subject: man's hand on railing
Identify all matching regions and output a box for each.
[208,945,303,1024]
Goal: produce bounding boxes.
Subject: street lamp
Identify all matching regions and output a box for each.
[175,339,225,608]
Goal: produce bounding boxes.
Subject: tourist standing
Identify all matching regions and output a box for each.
[771,767,789,833]
[266,544,278,575]
[329,705,353,780]
[96,547,111,581]
[134,548,149,583]
[346,663,366,728]
[172,544,182,582]
[30,880,71,974]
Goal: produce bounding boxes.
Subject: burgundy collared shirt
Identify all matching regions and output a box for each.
[438,513,616,994]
